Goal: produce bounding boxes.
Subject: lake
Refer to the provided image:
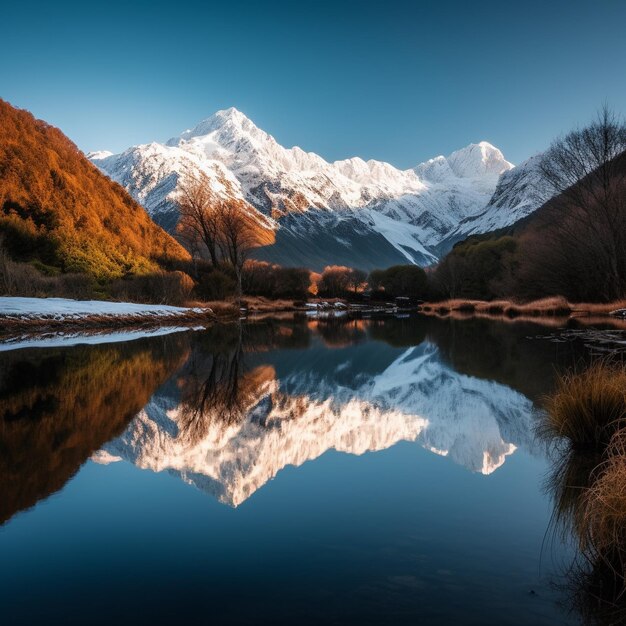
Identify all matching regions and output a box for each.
[0,314,610,625]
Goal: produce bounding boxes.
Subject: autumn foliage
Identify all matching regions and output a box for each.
[0,99,189,280]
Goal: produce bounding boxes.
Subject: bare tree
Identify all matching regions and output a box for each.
[175,173,221,267]
[536,105,626,301]
[217,198,260,301]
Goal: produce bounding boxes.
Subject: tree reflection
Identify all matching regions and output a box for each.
[176,323,279,444]
[0,334,189,524]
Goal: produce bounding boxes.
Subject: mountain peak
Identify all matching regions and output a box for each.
[214,106,247,121]
[166,107,263,148]
[447,141,513,178]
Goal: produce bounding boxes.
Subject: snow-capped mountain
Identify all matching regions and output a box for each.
[90,108,525,270]
[434,154,552,255]
[94,341,534,507]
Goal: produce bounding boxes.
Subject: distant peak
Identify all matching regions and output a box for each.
[447,141,513,178]
[87,150,113,161]
[214,106,246,120]
[168,107,262,146]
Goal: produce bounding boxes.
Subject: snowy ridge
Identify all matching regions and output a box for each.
[97,342,533,506]
[90,141,271,233]
[90,108,526,269]
[436,154,552,254]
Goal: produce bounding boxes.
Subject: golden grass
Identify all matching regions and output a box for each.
[423,296,574,317]
[571,299,626,316]
[188,296,301,316]
[540,362,626,452]
[584,430,626,556]
[423,297,626,319]
[540,362,626,611]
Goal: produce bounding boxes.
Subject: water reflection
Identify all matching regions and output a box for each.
[0,315,594,520]
[0,334,189,524]
[94,317,561,507]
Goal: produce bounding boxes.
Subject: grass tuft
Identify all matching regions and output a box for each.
[540,362,626,452]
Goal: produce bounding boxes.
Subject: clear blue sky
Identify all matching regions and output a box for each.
[2,0,625,167]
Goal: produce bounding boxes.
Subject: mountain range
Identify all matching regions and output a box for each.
[90,108,549,271]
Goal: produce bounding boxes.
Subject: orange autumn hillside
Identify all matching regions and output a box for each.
[0,99,189,280]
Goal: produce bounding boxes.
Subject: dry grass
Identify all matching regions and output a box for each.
[421,297,626,320]
[571,299,626,316]
[189,296,301,316]
[244,296,303,312]
[584,430,626,555]
[580,428,626,597]
[540,362,626,614]
[540,362,626,452]
[186,300,240,318]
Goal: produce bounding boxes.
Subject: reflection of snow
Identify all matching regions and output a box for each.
[98,341,534,506]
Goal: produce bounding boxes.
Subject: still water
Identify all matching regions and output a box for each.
[0,314,606,625]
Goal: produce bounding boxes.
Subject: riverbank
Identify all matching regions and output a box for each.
[0,297,219,334]
[419,297,626,320]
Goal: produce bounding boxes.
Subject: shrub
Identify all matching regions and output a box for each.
[109,271,195,306]
[540,362,626,452]
[195,266,237,301]
[369,264,430,300]
[316,265,367,298]
[432,236,518,300]
[242,261,311,299]
[0,246,94,299]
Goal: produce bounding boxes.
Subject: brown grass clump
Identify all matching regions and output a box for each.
[540,362,626,618]
[540,362,626,452]
[191,300,240,319]
[481,300,507,315]
[421,296,580,319]
[515,296,572,317]
[571,299,626,316]
[580,428,626,595]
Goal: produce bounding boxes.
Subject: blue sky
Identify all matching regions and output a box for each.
[2,0,625,167]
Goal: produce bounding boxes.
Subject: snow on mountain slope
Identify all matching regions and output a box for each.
[90,141,268,233]
[90,108,519,269]
[95,341,533,506]
[434,154,552,256]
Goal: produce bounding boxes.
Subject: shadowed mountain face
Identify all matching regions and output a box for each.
[94,316,583,507]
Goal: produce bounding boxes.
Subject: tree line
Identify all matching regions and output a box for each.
[433,106,626,304]
[3,103,624,307]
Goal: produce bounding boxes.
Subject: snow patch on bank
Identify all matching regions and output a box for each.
[0,297,209,320]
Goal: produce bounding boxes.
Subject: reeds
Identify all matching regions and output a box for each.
[539,361,626,617]
[421,296,583,318]
[540,362,626,452]
[583,428,626,567]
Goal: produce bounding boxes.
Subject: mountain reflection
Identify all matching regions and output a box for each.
[0,335,189,524]
[96,316,558,507]
[0,316,585,519]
